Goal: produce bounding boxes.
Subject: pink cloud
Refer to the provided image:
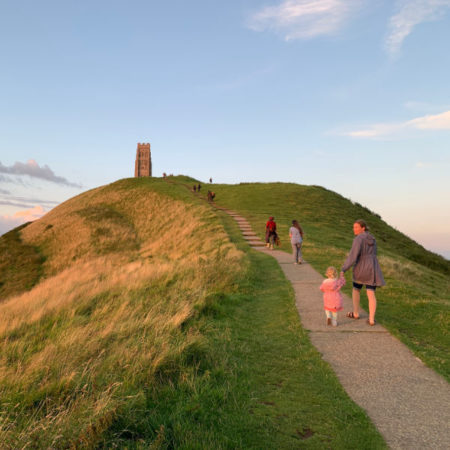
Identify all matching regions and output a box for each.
[247,0,363,41]
[0,206,46,236]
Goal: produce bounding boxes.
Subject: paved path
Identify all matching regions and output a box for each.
[221,208,450,450]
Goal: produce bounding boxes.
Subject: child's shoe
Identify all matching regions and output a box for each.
[326,318,332,326]
[332,320,337,327]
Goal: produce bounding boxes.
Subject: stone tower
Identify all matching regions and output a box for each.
[134,143,152,177]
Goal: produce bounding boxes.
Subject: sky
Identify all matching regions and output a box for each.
[0,0,449,258]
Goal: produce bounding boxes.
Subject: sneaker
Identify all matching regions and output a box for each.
[326,318,332,326]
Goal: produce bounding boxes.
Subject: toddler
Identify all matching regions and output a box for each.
[320,266,345,326]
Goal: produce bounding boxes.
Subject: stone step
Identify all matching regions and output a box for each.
[246,240,264,246]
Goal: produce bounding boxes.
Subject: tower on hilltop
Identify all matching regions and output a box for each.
[134,143,152,177]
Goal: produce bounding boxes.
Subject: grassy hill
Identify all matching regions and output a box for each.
[0,177,247,447]
[0,176,447,447]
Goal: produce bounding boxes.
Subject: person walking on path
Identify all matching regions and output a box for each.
[320,267,345,326]
[265,216,277,249]
[197,183,201,192]
[341,219,385,326]
[289,219,304,264]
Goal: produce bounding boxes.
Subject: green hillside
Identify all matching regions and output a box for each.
[212,182,450,378]
[0,176,447,447]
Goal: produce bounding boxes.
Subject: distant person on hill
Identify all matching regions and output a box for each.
[197,183,201,192]
[289,219,304,264]
[320,266,345,326]
[193,185,197,192]
[207,190,215,202]
[209,177,213,183]
[341,219,385,326]
[265,216,277,250]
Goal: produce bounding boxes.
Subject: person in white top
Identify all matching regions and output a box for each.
[289,219,304,264]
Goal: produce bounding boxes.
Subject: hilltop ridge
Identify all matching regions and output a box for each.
[2,178,447,302]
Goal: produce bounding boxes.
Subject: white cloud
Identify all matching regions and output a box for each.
[410,110,450,129]
[386,0,450,55]
[344,110,450,138]
[0,159,82,188]
[0,206,46,236]
[247,0,450,56]
[247,0,363,41]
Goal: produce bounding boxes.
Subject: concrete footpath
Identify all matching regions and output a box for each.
[223,209,450,450]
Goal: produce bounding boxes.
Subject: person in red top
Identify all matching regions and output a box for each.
[265,216,277,249]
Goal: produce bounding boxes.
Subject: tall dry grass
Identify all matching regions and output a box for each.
[0,179,244,447]
[20,184,234,275]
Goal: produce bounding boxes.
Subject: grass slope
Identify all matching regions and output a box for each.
[0,223,44,300]
[0,177,242,446]
[0,176,386,448]
[211,182,450,380]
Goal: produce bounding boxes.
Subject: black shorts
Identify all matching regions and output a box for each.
[353,282,376,291]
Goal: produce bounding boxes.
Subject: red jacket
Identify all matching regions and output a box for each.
[266,220,276,232]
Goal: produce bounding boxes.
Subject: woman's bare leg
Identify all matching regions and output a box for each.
[367,290,377,324]
[352,289,360,318]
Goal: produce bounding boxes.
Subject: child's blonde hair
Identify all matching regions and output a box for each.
[326,266,338,279]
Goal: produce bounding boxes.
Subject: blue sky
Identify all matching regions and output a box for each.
[1,0,449,258]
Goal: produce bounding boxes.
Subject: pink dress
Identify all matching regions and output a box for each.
[320,276,345,312]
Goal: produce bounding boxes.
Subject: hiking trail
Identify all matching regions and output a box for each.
[219,207,450,450]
